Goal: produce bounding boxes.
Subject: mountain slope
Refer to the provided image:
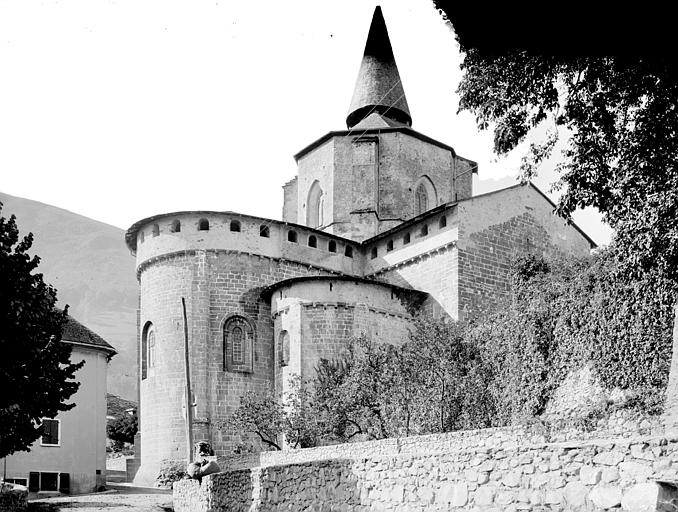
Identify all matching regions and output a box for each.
[0,191,138,400]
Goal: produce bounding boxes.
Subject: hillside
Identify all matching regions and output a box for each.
[0,191,137,400]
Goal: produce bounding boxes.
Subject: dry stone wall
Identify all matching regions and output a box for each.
[175,424,678,511]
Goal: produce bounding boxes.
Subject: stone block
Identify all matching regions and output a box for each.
[474,486,496,506]
[502,471,521,487]
[601,467,619,483]
[589,485,622,509]
[620,461,653,482]
[564,481,587,508]
[621,482,659,511]
[580,465,602,485]
[437,482,468,507]
[593,451,625,466]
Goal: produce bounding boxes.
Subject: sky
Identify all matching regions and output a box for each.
[0,0,613,246]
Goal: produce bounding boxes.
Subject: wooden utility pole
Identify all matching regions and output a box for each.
[181,297,194,463]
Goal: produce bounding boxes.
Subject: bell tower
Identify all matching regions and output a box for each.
[283,6,477,242]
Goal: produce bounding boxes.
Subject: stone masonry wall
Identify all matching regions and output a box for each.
[175,427,678,511]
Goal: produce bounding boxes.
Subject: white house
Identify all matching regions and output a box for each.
[4,316,116,494]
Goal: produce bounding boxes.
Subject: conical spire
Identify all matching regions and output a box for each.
[346,6,411,129]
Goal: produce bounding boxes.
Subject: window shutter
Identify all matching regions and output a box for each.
[59,473,70,493]
[29,472,39,492]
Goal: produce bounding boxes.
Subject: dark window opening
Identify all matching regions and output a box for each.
[345,245,353,258]
[403,232,411,245]
[170,219,181,233]
[288,231,298,243]
[420,225,429,237]
[230,220,241,232]
[40,473,58,492]
[141,322,153,380]
[370,247,378,259]
[40,419,59,446]
[308,235,317,248]
[439,216,447,228]
[152,224,159,237]
[198,218,209,231]
[224,316,254,373]
[279,331,290,367]
[139,231,145,244]
[259,225,270,238]
[386,240,394,252]
[328,240,337,253]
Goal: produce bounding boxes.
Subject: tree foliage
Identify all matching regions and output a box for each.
[107,413,138,451]
[454,49,678,284]
[0,202,84,458]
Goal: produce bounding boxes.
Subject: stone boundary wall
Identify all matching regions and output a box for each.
[217,413,664,473]
[175,432,678,511]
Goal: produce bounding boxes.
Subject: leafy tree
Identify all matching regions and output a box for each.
[462,54,676,282]
[218,377,322,451]
[107,413,138,451]
[0,202,84,458]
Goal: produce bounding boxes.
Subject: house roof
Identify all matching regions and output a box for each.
[62,316,117,355]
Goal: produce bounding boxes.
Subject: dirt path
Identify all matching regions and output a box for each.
[28,485,173,512]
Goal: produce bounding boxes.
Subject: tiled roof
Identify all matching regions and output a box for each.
[62,315,117,355]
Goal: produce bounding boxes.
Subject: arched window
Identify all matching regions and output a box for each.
[370,247,378,259]
[413,176,437,216]
[344,245,353,258]
[419,224,429,237]
[279,330,290,367]
[306,180,324,228]
[170,219,181,233]
[198,218,209,231]
[328,240,337,253]
[223,316,254,373]
[141,322,155,380]
[403,232,411,245]
[230,220,241,232]
[308,235,317,248]
[439,216,447,228]
[288,231,298,243]
[152,224,160,237]
[259,225,270,238]
[386,240,394,252]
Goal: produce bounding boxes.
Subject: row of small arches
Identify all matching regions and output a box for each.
[286,230,354,258]
[139,218,271,243]
[370,215,448,260]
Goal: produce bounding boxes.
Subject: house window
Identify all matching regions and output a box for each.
[260,225,270,238]
[308,235,317,248]
[139,231,145,244]
[386,240,394,252]
[224,316,254,373]
[152,224,160,237]
[230,220,241,232]
[345,245,353,258]
[439,216,447,228]
[170,219,181,233]
[370,247,378,259]
[307,180,324,228]
[419,224,429,237]
[328,240,337,253]
[141,322,154,380]
[40,419,60,446]
[279,330,290,367]
[28,472,69,493]
[288,231,298,243]
[198,218,209,231]
[4,478,27,486]
[403,232,411,245]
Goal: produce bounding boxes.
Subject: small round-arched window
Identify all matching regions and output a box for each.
[198,218,210,231]
[170,219,181,233]
[141,322,155,380]
[223,316,254,373]
[279,330,290,367]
